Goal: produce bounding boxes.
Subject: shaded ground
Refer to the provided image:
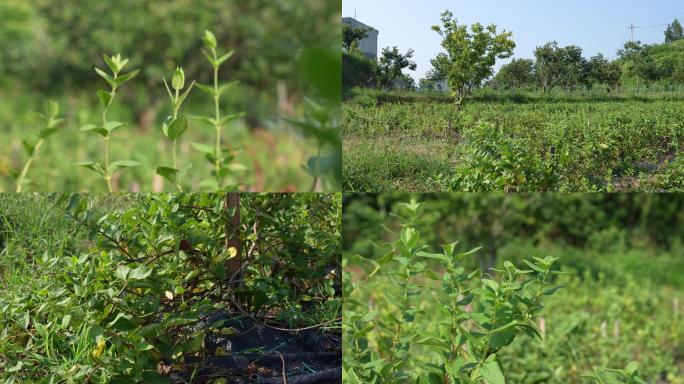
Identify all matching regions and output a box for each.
[171,313,341,383]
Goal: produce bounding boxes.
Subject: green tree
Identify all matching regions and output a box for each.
[558,45,585,91]
[618,41,650,93]
[343,24,369,51]
[534,41,563,93]
[376,46,417,89]
[431,10,515,111]
[495,58,534,90]
[665,19,683,43]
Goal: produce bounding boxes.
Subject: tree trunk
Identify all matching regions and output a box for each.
[225,193,242,287]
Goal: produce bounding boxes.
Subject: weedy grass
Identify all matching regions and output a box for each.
[343,88,684,192]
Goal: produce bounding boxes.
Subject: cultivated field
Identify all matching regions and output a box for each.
[343,89,684,192]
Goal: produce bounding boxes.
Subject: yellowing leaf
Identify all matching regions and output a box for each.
[215,347,229,356]
[92,338,106,359]
[227,247,238,259]
[165,291,174,300]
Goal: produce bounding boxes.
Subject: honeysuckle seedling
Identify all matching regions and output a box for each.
[13,101,64,192]
[77,54,141,192]
[286,98,341,191]
[584,361,646,384]
[157,66,195,191]
[343,199,563,383]
[192,30,246,191]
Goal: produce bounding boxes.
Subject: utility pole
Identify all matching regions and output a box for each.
[629,23,636,42]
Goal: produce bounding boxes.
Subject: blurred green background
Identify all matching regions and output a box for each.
[0,0,341,192]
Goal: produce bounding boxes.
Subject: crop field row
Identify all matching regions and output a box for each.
[343,91,684,192]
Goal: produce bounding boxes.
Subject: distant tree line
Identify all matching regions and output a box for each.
[343,15,684,97]
[488,18,684,93]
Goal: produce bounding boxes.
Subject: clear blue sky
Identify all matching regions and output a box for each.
[343,0,684,81]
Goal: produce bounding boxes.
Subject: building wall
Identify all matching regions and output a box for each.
[342,17,378,60]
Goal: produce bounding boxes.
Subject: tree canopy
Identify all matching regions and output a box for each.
[430,10,515,110]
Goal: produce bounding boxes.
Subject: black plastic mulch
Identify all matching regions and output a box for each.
[171,312,341,384]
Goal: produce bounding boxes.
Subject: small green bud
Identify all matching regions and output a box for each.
[172,67,185,91]
[203,30,217,50]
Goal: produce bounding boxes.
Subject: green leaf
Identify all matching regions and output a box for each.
[107,312,137,331]
[113,69,140,87]
[22,140,36,156]
[190,142,215,155]
[115,265,130,281]
[177,81,196,106]
[81,124,109,137]
[129,266,152,280]
[95,67,117,88]
[157,167,179,185]
[217,81,239,96]
[104,121,127,133]
[542,285,564,296]
[416,251,448,262]
[39,127,59,139]
[626,361,638,375]
[165,316,198,328]
[480,357,505,384]
[194,83,215,97]
[216,50,234,67]
[219,112,244,125]
[61,314,72,328]
[304,155,338,177]
[103,54,119,74]
[166,115,189,140]
[189,115,217,126]
[75,161,106,176]
[109,160,141,173]
[523,260,545,274]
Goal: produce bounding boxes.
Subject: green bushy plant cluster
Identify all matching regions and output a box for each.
[0,193,341,383]
[449,121,558,192]
[343,199,563,383]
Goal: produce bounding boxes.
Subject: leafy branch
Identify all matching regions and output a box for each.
[77,54,140,192]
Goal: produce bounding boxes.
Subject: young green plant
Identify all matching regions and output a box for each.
[286,99,342,191]
[343,199,562,383]
[14,101,64,192]
[193,30,245,191]
[77,54,140,192]
[584,362,646,384]
[157,67,195,191]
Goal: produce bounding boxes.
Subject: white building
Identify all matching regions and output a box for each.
[342,17,378,60]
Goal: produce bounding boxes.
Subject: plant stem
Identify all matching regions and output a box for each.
[172,89,183,191]
[104,136,112,193]
[213,52,222,184]
[16,139,44,192]
[310,144,322,192]
[102,81,117,193]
